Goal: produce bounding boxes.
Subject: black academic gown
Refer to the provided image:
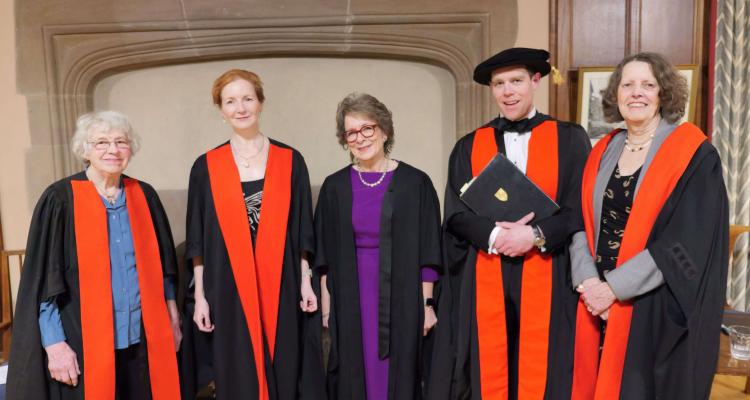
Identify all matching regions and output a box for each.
[314,162,442,400]
[181,139,323,400]
[613,141,728,399]
[429,115,591,400]
[6,172,178,400]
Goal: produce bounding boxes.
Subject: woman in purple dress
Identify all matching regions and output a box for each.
[314,93,442,399]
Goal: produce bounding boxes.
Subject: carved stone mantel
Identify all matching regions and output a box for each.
[38,14,491,177]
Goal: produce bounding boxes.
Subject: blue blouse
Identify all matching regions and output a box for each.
[38,189,175,349]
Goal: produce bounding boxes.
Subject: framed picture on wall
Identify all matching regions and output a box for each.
[577,64,699,143]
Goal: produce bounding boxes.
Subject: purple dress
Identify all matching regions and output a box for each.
[351,168,438,400]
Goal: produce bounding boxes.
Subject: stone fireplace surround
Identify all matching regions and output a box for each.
[29,13,498,181]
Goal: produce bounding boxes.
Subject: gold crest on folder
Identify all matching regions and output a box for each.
[495,188,508,202]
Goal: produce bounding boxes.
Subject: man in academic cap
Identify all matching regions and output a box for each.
[428,48,591,400]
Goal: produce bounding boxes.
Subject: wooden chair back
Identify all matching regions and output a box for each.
[1,249,25,362]
[730,225,750,257]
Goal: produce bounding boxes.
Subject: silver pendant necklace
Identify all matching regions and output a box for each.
[86,170,120,204]
[231,135,266,168]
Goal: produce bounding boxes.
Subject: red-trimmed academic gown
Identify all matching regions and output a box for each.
[181,139,324,400]
[6,172,179,400]
[428,114,590,400]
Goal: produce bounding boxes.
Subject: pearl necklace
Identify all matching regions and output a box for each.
[624,133,655,152]
[231,135,266,168]
[357,159,389,188]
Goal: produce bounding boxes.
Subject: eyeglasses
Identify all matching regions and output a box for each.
[88,139,132,151]
[344,124,378,143]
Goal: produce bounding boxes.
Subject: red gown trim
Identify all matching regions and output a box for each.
[206,143,292,400]
[471,120,558,399]
[72,179,180,400]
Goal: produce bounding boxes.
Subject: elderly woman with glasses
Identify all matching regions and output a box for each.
[7,111,182,400]
[314,92,442,399]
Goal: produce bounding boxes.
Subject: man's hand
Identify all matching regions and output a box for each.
[493,212,535,257]
[45,341,80,386]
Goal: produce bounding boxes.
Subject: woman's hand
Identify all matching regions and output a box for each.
[321,275,330,328]
[580,281,617,316]
[423,306,438,336]
[44,341,80,386]
[299,255,318,313]
[576,277,602,294]
[166,299,183,351]
[193,296,215,332]
[300,278,318,313]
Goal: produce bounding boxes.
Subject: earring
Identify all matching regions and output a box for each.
[343,143,349,150]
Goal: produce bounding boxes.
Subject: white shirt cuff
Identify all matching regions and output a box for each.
[488,226,502,254]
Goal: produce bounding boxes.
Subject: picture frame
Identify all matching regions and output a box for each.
[576,64,699,143]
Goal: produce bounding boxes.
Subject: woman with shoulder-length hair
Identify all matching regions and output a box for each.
[183,68,322,399]
[570,52,729,400]
[7,111,182,400]
[315,92,442,399]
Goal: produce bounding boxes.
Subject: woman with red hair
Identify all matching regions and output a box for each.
[182,69,323,399]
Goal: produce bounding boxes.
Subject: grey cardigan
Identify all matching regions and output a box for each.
[569,119,679,300]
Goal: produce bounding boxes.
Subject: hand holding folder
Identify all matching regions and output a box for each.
[459,153,559,223]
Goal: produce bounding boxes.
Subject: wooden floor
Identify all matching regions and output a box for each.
[194,374,749,399]
[711,375,750,399]
[194,377,749,399]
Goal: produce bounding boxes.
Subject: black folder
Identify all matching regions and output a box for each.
[459,153,559,222]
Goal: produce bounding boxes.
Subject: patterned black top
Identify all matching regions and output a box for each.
[241,179,264,244]
[595,166,641,276]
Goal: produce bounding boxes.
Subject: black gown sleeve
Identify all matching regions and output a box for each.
[622,143,729,400]
[313,179,330,273]
[142,182,178,278]
[646,144,729,322]
[294,152,326,400]
[444,136,496,267]
[7,185,69,400]
[179,158,205,398]
[419,171,443,269]
[184,157,206,262]
[290,151,315,257]
[535,123,591,252]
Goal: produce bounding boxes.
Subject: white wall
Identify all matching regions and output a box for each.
[517,0,551,113]
[1,0,32,302]
[1,1,32,251]
[94,58,456,244]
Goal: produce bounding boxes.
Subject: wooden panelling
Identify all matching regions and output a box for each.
[640,1,696,63]
[550,0,709,129]
[571,0,627,66]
